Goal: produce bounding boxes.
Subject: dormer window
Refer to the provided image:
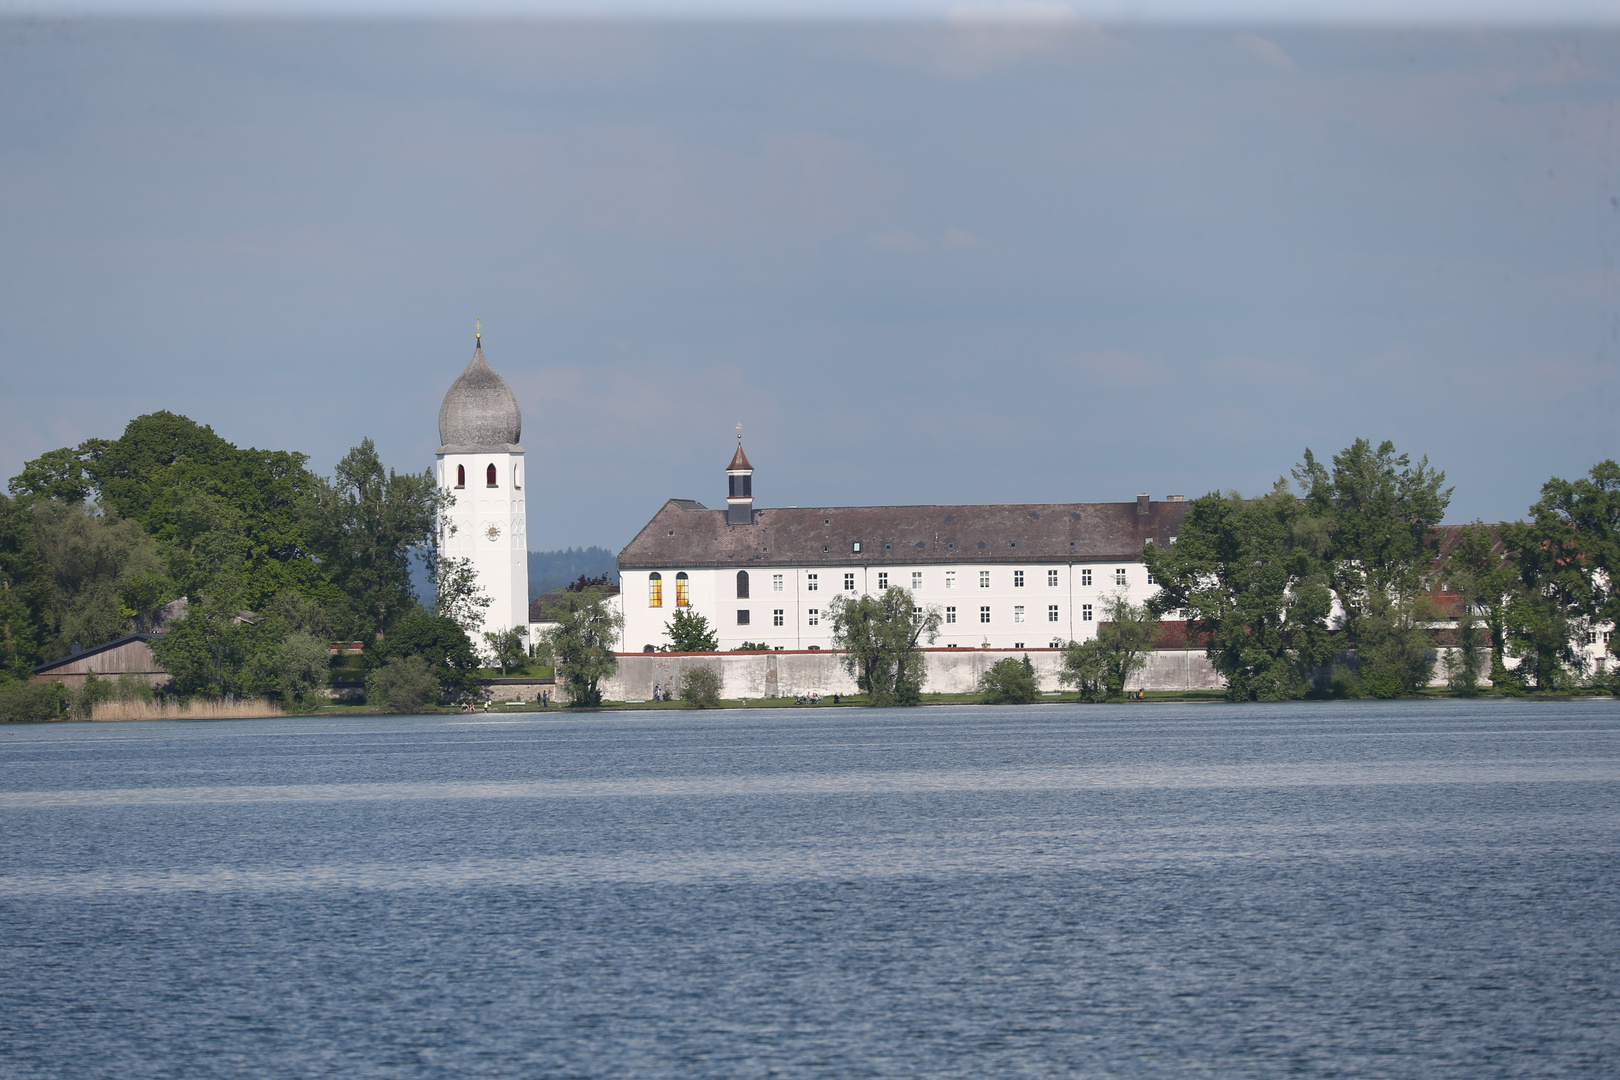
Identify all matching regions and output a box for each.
[455,465,465,488]
[486,464,498,487]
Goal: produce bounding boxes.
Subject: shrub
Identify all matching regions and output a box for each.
[678,665,722,709]
[979,656,1039,704]
[366,656,442,714]
[70,672,118,719]
[0,679,65,722]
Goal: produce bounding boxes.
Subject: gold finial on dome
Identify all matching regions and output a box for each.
[475,315,481,344]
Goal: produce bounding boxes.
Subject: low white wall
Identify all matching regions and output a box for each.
[589,647,1222,702]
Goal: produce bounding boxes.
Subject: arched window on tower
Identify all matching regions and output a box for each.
[513,463,522,489]
[648,573,662,607]
[736,571,750,599]
[456,465,465,488]
[675,572,689,607]
[486,463,498,487]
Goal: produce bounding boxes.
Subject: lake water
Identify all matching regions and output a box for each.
[2,700,1617,1078]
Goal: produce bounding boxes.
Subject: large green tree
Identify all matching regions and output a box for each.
[538,588,625,707]
[12,412,332,612]
[665,607,719,652]
[308,439,444,639]
[826,586,941,706]
[1444,523,1517,683]
[374,611,481,698]
[1143,483,1335,701]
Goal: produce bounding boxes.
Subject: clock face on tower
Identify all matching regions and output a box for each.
[484,521,502,543]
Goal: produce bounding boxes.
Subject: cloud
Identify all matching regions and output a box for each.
[942,226,979,249]
[850,16,1121,80]
[1231,31,1297,72]
[870,229,927,252]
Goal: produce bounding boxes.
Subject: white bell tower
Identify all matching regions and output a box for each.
[435,324,529,646]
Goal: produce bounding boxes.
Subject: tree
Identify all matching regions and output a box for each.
[665,607,719,652]
[1058,639,1109,702]
[1510,460,1620,686]
[979,655,1038,704]
[1445,523,1516,684]
[1094,593,1160,698]
[1143,483,1335,701]
[26,499,171,660]
[538,588,624,707]
[375,611,481,698]
[678,665,722,708]
[1443,600,1487,696]
[309,439,444,638]
[273,631,332,707]
[432,555,492,639]
[826,587,941,706]
[366,656,441,714]
[1294,438,1452,635]
[483,625,529,675]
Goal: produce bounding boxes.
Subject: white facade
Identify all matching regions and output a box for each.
[618,561,1158,653]
[437,452,529,643]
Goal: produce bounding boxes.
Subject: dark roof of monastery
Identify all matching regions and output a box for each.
[618,499,1191,570]
[438,342,523,454]
[728,445,752,472]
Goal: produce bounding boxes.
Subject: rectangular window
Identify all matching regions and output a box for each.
[979,571,990,588]
[1115,568,1128,586]
[1048,569,1059,587]
[1048,605,1059,622]
[1586,630,1597,644]
[980,606,991,623]
[946,571,956,590]
[807,573,819,592]
[773,609,784,627]
[773,574,784,593]
[1082,569,1092,586]
[877,572,889,590]
[1014,570,1025,588]
[1147,572,1157,585]
[845,573,856,592]
[1082,604,1093,621]
[946,606,957,624]
[737,610,751,625]
[808,608,820,627]
[1014,605,1025,623]
[912,571,923,591]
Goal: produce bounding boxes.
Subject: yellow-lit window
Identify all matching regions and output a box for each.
[675,572,690,607]
[649,572,663,607]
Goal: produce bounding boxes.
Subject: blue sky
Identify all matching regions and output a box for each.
[2,6,1616,549]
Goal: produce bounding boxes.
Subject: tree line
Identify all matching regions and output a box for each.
[0,411,515,718]
[612,438,1619,706]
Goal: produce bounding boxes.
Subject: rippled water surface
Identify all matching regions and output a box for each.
[2,700,1617,1077]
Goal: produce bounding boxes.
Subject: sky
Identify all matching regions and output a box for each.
[2,5,1617,550]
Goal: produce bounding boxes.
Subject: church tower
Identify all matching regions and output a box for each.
[436,327,529,646]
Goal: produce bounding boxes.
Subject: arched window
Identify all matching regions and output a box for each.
[513,463,522,489]
[486,463,498,487]
[675,572,689,607]
[736,570,750,599]
[648,572,663,607]
[456,464,465,487]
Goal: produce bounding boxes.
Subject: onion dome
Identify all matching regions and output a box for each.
[438,335,523,453]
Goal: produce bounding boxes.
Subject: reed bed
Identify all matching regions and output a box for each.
[90,697,283,721]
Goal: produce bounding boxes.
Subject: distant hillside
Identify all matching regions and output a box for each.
[528,547,619,600]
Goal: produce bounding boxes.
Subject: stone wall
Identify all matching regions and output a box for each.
[585,647,1223,702]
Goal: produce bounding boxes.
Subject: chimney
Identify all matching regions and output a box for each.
[1165,494,1184,502]
[1137,493,1150,515]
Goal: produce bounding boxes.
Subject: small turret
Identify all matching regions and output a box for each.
[726,426,754,525]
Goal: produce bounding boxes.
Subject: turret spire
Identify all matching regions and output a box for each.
[726,425,754,525]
